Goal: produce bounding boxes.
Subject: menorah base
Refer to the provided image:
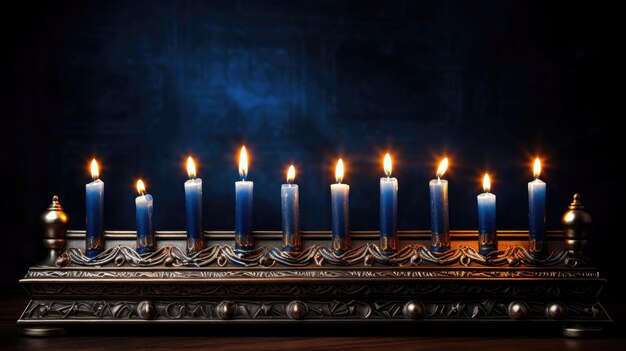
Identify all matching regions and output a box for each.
[18,231,613,337]
[19,325,66,337]
[562,325,605,338]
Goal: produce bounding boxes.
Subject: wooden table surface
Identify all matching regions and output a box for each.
[2,289,625,351]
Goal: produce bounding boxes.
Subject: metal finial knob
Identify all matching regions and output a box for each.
[40,195,69,266]
[562,193,591,255]
[569,193,583,210]
[48,195,62,210]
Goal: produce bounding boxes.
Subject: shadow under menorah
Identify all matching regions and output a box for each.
[18,194,611,337]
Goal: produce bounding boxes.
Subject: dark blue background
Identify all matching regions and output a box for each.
[1,0,621,284]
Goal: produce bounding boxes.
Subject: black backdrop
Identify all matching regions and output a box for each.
[1,0,622,286]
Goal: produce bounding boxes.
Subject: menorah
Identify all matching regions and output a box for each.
[18,194,610,337]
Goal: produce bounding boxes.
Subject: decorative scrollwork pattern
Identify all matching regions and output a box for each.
[58,243,579,268]
[23,281,601,298]
[25,268,599,280]
[22,299,608,321]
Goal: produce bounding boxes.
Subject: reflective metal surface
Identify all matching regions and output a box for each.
[562,193,592,255]
[38,196,69,267]
[17,197,612,336]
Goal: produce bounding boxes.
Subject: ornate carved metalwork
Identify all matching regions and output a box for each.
[234,233,255,252]
[85,236,104,253]
[282,233,301,253]
[19,196,612,335]
[23,281,602,298]
[25,268,600,280]
[58,243,579,268]
[19,242,610,333]
[379,236,397,253]
[22,299,609,321]
[431,234,450,252]
[186,238,205,256]
[331,237,351,254]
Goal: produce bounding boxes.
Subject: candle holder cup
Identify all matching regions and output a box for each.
[332,236,351,255]
[186,237,206,255]
[528,238,546,257]
[478,232,497,255]
[282,233,302,253]
[234,233,255,253]
[379,235,398,254]
[430,233,450,253]
[136,236,156,255]
[85,238,104,258]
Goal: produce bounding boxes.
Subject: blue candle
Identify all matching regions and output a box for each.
[477,173,497,255]
[429,157,450,253]
[528,157,546,255]
[184,156,204,254]
[331,159,350,255]
[379,153,398,253]
[281,165,301,252]
[135,179,155,254]
[235,146,254,252]
[85,159,104,258]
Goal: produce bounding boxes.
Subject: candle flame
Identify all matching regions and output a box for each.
[436,157,448,178]
[136,179,146,195]
[287,165,296,183]
[187,156,196,178]
[384,153,392,177]
[335,159,344,183]
[533,157,541,178]
[483,173,491,193]
[90,159,99,180]
[239,146,248,180]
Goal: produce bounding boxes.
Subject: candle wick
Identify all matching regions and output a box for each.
[141,190,146,196]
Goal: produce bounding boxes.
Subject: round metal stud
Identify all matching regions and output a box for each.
[137,300,156,320]
[217,301,236,320]
[546,302,567,320]
[403,300,425,319]
[508,301,529,320]
[286,300,308,320]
